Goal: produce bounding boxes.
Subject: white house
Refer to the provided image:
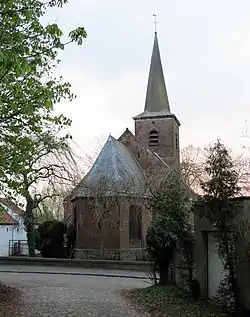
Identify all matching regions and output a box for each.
[0,198,28,256]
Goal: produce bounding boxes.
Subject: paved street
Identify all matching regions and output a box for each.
[0,267,150,316]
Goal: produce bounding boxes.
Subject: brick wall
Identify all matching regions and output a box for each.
[75,198,120,250]
[118,129,171,190]
[134,117,180,167]
[118,128,169,171]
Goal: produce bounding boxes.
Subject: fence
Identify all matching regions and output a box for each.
[8,240,29,256]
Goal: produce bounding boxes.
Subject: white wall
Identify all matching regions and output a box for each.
[207,233,226,299]
[0,202,28,256]
[0,225,27,256]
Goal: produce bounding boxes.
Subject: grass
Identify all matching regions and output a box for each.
[122,285,229,317]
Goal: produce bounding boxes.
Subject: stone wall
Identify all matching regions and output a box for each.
[194,196,250,307]
[118,128,170,172]
[134,117,180,167]
[75,248,145,261]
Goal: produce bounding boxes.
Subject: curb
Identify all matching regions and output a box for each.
[0,270,151,280]
[0,257,149,272]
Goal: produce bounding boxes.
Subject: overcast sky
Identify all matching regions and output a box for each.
[47,0,250,159]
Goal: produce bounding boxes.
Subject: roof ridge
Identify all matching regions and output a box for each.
[72,135,148,198]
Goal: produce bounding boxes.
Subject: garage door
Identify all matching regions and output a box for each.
[207,233,226,299]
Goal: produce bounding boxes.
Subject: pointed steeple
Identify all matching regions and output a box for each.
[134,32,173,120]
[145,32,170,113]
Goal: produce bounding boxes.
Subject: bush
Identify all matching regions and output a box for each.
[35,220,67,258]
[35,220,55,251]
[146,172,192,286]
[146,217,178,285]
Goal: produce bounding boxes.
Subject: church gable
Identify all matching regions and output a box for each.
[118,128,170,187]
[72,135,148,199]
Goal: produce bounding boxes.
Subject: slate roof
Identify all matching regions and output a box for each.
[72,135,148,199]
[134,32,172,120]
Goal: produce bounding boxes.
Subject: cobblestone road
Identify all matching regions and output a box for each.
[0,269,149,316]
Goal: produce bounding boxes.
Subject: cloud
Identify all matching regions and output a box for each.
[55,66,147,155]
[50,0,250,158]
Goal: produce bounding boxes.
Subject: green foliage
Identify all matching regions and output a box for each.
[0,0,87,196]
[0,0,86,255]
[0,204,7,223]
[35,220,67,258]
[150,171,192,234]
[147,218,178,251]
[35,220,55,250]
[217,273,235,312]
[197,139,241,311]
[201,139,240,200]
[146,172,192,285]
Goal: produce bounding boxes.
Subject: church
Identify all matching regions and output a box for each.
[64,31,181,260]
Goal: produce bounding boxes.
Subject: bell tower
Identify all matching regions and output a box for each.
[133,31,180,167]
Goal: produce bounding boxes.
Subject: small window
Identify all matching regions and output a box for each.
[175,133,178,150]
[149,130,159,146]
[129,205,142,240]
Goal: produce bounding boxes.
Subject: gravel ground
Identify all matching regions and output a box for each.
[0,271,150,316]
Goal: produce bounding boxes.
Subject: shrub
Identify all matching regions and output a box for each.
[146,172,192,286]
[35,220,67,258]
[146,218,178,285]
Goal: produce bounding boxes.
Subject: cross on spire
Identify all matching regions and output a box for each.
[153,14,158,33]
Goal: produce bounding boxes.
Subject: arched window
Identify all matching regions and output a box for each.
[129,205,142,240]
[149,130,159,146]
[175,133,178,150]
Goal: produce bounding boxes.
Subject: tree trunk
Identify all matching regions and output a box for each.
[25,200,36,257]
[152,262,158,285]
[99,229,105,258]
[158,261,169,286]
[27,230,36,257]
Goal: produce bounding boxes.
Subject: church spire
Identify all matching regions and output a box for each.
[144,31,170,114]
[134,31,171,120]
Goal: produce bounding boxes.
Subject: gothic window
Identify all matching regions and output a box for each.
[175,133,178,150]
[129,205,142,240]
[149,130,159,146]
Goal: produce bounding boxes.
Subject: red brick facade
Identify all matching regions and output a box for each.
[134,117,180,168]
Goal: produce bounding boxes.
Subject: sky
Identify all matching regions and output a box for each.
[46,0,250,160]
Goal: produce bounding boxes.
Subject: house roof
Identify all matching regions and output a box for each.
[0,207,19,225]
[0,198,24,216]
[72,135,148,199]
[0,198,24,225]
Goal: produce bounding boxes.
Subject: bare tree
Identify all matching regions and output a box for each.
[34,163,84,224]
[2,129,83,256]
[179,144,250,196]
[233,154,250,195]
[180,145,206,193]
[34,185,72,223]
[87,176,121,257]
[77,169,146,258]
[78,135,106,171]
